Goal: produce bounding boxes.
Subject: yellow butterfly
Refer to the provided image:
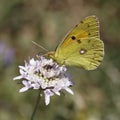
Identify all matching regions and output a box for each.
[47,15,104,70]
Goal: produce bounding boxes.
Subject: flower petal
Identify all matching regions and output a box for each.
[55,91,60,96]
[45,94,50,105]
[13,76,22,80]
[44,89,55,105]
[19,87,29,92]
[65,88,74,95]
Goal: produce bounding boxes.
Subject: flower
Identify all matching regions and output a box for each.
[13,55,73,105]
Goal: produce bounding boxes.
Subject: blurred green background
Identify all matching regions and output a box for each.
[0,0,120,120]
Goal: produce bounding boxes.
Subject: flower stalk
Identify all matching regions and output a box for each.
[30,90,41,120]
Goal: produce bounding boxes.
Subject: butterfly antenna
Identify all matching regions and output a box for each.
[32,41,48,52]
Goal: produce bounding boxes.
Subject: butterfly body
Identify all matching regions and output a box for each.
[47,15,104,70]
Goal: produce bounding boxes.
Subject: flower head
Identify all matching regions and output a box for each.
[13,55,73,105]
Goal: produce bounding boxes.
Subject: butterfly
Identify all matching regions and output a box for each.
[46,15,104,70]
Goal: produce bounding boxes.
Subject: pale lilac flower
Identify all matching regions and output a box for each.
[13,55,73,105]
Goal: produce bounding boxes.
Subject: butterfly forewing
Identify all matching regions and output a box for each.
[56,15,99,50]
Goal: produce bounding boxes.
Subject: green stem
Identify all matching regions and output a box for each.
[30,90,41,120]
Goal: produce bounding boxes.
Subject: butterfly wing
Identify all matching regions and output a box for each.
[54,15,104,70]
[56,15,99,49]
[64,37,104,70]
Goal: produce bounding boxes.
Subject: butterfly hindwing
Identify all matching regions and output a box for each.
[64,37,104,70]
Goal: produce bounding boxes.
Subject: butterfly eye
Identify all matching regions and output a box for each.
[71,36,76,40]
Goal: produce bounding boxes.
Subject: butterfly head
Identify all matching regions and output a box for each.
[46,51,56,59]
